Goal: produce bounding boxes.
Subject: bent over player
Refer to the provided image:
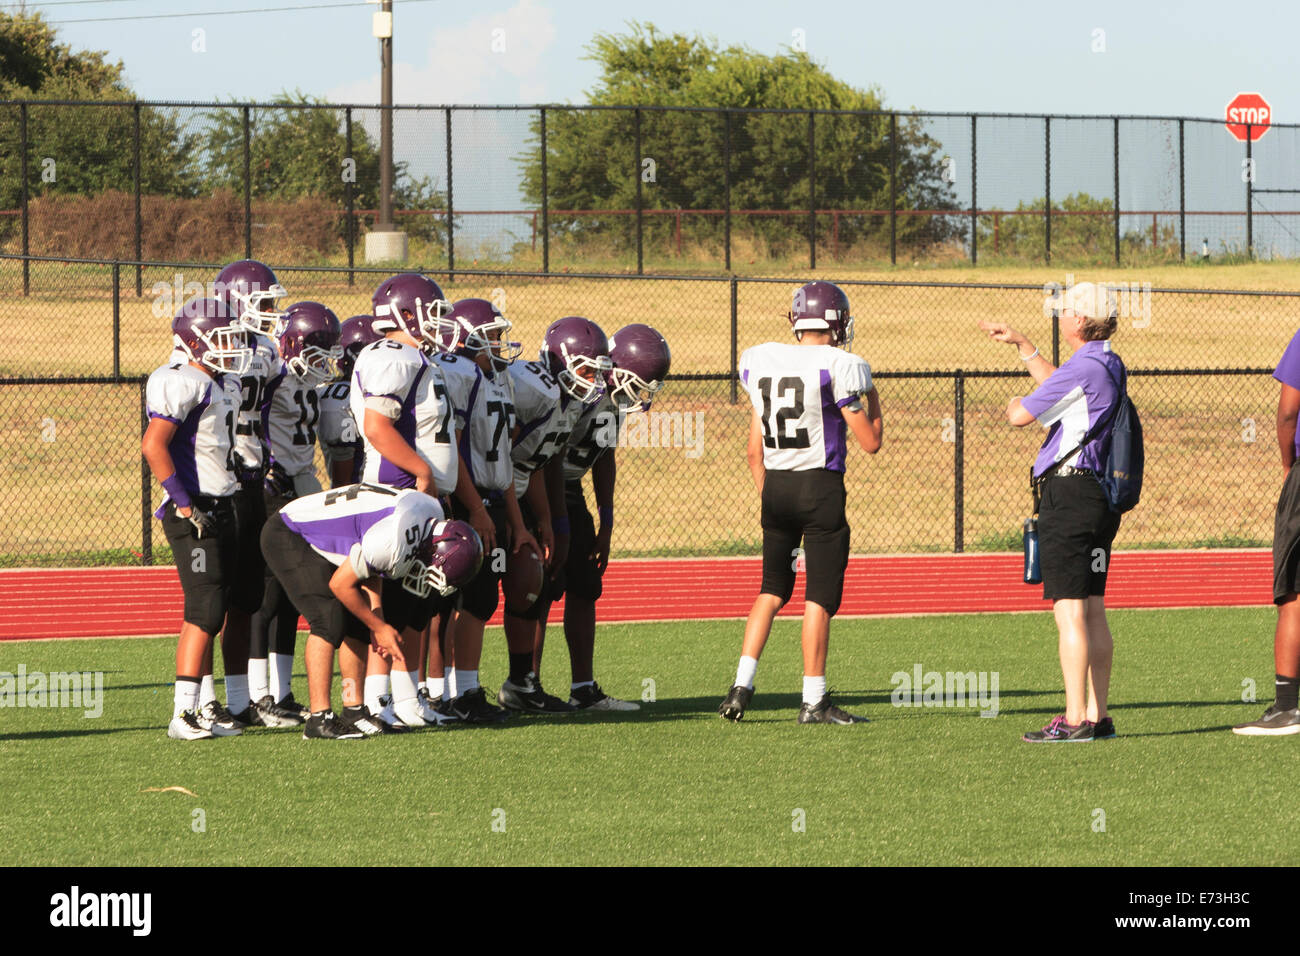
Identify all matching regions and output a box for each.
[719,281,883,725]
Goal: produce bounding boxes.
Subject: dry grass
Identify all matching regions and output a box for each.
[0,259,1293,563]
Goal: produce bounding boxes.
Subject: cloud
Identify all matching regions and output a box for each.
[327,0,557,105]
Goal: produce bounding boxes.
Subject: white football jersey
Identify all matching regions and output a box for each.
[350,339,457,494]
[507,361,587,497]
[146,361,240,501]
[432,352,514,493]
[562,393,620,484]
[263,367,325,487]
[171,332,279,469]
[278,484,445,581]
[317,379,359,483]
[738,342,872,473]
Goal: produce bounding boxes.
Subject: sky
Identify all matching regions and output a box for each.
[19,0,1299,119]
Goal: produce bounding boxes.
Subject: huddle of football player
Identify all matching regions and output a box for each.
[144,261,672,740]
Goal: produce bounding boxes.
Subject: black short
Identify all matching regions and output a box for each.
[381,576,441,633]
[229,483,267,615]
[161,495,238,636]
[759,469,849,617]
[259,514,367,648]
[450,493,510,622]
[1038,475,1121,602]
[1274,463,1300,603]
[547,480,603,604]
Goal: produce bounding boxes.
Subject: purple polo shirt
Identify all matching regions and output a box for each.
[1020,340,1124,478]
[1274,329,1300,458]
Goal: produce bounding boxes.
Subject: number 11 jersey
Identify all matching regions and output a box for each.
[738,342,872,473]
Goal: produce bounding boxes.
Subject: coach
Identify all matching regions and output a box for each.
[980,282,1125,743]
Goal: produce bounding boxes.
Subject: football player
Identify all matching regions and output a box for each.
[531,321,669,712]
[208,259,300,730]
[260,483,482,738]
[141,297,248,740]
[430,298,541,723]
[719,281,883,725]
[318,316,382,489]
[252,301,343,722]
[351,274,463,728]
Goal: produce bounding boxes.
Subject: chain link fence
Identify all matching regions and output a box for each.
[0,252,1287,566]
[3,101,1299,277]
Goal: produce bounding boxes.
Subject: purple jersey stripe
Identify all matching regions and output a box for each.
[281,506,396,565]
[819,369,848,473]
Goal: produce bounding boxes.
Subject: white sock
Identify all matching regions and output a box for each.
[364,673,390,714]
[802,675,826,706]
[271,652,294,702]
[174,678,199,718]
[425,676,445,700]
[571,680,594,691]
[390,670,420,705]
[455,668,479,694]
[444,666,457,699]
[735,655,759,690]
[248,657,269,701]
[225,674,250,714]
[198,674,216,708]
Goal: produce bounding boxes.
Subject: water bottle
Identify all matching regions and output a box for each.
[1023,517,1041,584]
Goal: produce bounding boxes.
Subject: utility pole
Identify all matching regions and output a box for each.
[366,0,407,263]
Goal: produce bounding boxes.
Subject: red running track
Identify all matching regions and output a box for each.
[0,550,1270,641]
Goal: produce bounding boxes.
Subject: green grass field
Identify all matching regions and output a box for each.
[1,606,1295,866]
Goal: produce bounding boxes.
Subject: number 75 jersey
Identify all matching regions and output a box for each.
[738,342,872,473]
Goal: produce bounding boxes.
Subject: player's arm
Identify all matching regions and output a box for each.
[363,407,433,493]
[450,428,496,554]
[141,417,196,518]
[524,469,553,564]
[591,450,616,575]
[1279,383,1300,472]
[543,456,569,571]
[328,562,400,660]
[843,386,883,454]
[746,408,765,494]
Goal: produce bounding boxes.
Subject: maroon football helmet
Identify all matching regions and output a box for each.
[789,281,853,348]
[607,324,671,412]
[215,260,287,338]
[402,518,484,598]
[337,315,383,381]
[371,273,452,352]
[539,316,613,404]
[172,297,251,375]
[278,301,343,387]
[443,298,521,371]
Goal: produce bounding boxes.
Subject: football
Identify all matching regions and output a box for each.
[502,545,545,614]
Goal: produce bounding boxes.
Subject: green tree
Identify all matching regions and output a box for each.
[980,192,1160,261]
[197,92,449,243]
[518,22,960,255]
[0,11,199,219]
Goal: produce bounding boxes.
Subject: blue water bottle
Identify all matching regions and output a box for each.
[1023,517,1041,584]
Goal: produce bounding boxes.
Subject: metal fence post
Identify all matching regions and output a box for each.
[446,107,455,280]
[20,102,28,296]
[540,107,549,275]
[1052,311,1060,366]
[729,276,739,405]
[1178,118,1186,261]
[139,377,152,567]
[1246,124,1253,258]
[724,110,732,272]
[1044,116,1051,263]
[1113,116,1120,265]
[954,369,965,553]
[808,110,816,270]
[889,112,897,265]
[970,114,978,265]
[635,108,643,275]
[113,262,121,381]
[133,102,142,296]
[242,105,252,260]
[345,107,354,287]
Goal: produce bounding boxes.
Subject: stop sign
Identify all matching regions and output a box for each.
[1226,92,1271,141]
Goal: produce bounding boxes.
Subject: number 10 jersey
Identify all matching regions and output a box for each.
[738,342,872,473]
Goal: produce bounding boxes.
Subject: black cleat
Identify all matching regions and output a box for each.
[234,694,305,729]
[798,694,866,725]
[342,704,410,735]
[449,686,512,724]
[568,681,639,712]
[498,673,577,714]
[1232,703,1300,736]
[303,710,366,740]
[718,685,754,722]
[277,692,311,721]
